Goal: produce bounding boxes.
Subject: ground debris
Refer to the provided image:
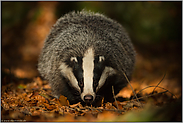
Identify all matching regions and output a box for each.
[1,77,181,122]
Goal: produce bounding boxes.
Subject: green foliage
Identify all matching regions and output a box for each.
[2,2,181,45]
[55,2,181,45]
[2,2,30,28]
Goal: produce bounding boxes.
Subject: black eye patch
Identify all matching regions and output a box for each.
[68,56,83,67]
[94,56,105,63]
[94,56,99,63]
[93,56,105,91]
[76,56,83,65]
[70,56,84,92]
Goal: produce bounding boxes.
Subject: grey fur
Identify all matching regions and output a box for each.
[38,10,136,105]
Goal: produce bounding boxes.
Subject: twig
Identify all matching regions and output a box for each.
[112,86,119,110]
[94,108,126,113]
[122,72,143,108]
[152,73,166,93]
[133,85,177,99]
[130,90,168,102]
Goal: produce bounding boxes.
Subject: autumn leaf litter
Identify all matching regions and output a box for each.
[1,76,178,121]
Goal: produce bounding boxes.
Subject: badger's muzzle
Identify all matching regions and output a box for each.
[81,87,96,104]
[84,94,93,104]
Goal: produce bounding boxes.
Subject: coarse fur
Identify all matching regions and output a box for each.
[38,10,136,106]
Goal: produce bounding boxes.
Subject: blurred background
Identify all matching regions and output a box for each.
[2,2,182,97]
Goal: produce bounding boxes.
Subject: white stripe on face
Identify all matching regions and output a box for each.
[59,62,81,92]
[81,47,95,101]
[96,67,116,92]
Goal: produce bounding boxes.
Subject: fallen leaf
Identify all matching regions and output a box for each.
[58,95,70,106]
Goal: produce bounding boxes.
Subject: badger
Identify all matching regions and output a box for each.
[38,10,136,106]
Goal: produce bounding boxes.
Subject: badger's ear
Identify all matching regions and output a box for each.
[70,57,78,63]
[99,56,105,62]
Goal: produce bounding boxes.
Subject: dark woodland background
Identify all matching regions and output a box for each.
[2,1,182,100]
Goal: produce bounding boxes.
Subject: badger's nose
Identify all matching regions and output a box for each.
[84,95,93,104]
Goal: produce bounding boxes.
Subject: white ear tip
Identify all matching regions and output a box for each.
[99,56,105,62]
[70,57,77,62]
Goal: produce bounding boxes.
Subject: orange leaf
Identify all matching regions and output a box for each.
[58,95,70,106]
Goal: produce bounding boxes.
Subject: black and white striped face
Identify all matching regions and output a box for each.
[59,47,116,104]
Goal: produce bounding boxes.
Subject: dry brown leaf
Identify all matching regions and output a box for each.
[58,95,70,106]
[69,102,83,108]
[105,102,116,109]
[113,101,123,109]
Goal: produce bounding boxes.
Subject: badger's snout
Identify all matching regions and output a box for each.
[81,91,96,104]
[81,93,95,104]
[84,94,93,104]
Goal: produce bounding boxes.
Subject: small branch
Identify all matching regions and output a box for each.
[122,72,143,108]
[132,85,177,100]
[152,73,166,93]
[112,86,119,110]
[90,106,126,113]
[130,90,168,102]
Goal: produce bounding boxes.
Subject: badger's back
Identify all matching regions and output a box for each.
[38,10,135,106]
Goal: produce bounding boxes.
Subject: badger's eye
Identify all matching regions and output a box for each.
[93,80,98,87]
[70,57,78,63]
[95,56,105,63]
[78,79,84,87]
[99,56,105,62]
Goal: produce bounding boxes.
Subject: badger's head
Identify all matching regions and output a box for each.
[59,47,116,105]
